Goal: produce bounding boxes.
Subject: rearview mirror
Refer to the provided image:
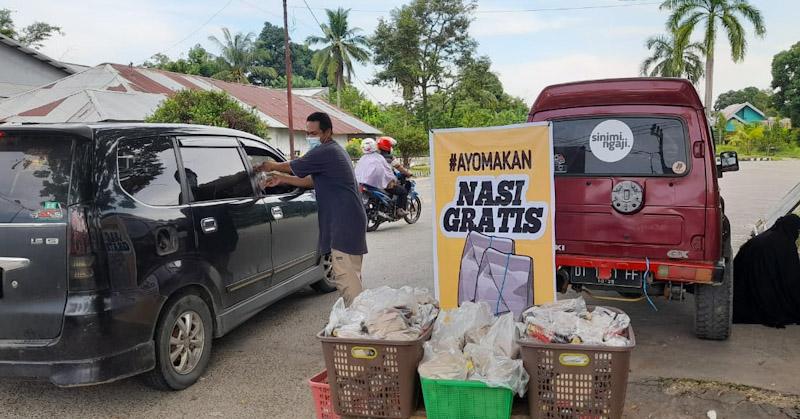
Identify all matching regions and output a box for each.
[718,151,739,173]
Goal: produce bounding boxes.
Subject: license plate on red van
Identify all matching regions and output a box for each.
[570,266,643,288]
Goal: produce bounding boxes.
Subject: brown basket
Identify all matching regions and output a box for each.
[518,307,636,419]
[317,328,431,418]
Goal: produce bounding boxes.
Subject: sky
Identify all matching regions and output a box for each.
[5,0,799,107]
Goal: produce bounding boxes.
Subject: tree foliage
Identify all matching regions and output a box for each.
[0,8,63,49]
[371,0,477,130]
[345,138,363,160]
[254,22,320,83]
[772,42,800,127]
[307,8,370,107]
[143,45,225,77]
[660,0,766,113]
[208,27,277,84]
[146,90,269,139]
[713,86,773,113]
[640,34,705,83]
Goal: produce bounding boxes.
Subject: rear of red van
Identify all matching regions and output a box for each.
[528,78,738,340]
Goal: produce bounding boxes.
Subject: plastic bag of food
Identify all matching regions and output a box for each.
[523,297,588,318]
[465,343,529,397]
[418,349,470,380]
[478,313,520,358]
[324,297,367,337]
[366,309,417,340]
[430,301,494,352]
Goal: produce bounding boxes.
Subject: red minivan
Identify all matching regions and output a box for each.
[528,78,740,340]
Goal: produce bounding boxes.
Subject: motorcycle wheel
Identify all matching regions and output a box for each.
[367,216,382,232]
[404,196,422,224]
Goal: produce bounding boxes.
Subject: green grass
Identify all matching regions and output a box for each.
[716,144,800,159]
[410,164,431,177]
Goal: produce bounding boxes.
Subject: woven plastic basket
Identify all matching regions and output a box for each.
[420,377,514,419]
[318,328,431,418]
[518,307,636,419]
[308,370,341,419]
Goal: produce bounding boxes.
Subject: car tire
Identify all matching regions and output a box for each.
[694,238,733,341]
[144,293,213,391]
[311,253,337,293]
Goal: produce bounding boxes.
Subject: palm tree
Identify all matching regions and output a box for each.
[640,34,705,83]
[208,28,276,84]
[306,8,370,107]
[660,0,766,114]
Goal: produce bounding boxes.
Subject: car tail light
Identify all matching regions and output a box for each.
[68,206,105,291]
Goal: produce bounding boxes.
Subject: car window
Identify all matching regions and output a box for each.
[240,138,295,195]
[179,146,254,202]
[0,133,74,223]
[117,137,182,206]
[552,117,689,176]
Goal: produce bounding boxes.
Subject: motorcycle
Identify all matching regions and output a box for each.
[360,174,422,232]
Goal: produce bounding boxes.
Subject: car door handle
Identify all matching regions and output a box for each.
[0,257,30,272]
[200,217,217,234]
[271,206,284,220]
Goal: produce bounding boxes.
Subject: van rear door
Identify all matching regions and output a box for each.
[550,115,706,261]
[0,132,76,340]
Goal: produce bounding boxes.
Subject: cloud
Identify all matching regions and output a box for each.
[494,53,640,104]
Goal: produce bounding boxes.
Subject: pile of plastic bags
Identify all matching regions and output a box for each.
[417,301,529,397]
[522,297,632,347]
[323,286,440,340]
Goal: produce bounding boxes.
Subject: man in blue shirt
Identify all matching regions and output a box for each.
[258,112,368,305]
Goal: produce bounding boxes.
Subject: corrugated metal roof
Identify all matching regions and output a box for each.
[0,62,379,135]
[0,34,77,74]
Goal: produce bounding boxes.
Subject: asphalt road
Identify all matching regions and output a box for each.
[1,161,800,418]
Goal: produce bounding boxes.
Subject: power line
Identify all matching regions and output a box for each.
[160,0,235,54]
[302,0,324,29]
[289,1,660,14]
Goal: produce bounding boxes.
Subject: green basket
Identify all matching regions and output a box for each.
[420,377,514,419]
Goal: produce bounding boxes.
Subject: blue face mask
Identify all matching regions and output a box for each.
[307,137,321,150]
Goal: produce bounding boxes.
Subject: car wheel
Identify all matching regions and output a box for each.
[404,196,422,224]
[311,253,337,293]
[694,238,733,340]
[144,293,213,390]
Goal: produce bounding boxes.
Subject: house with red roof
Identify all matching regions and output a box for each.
[0,62,380,155]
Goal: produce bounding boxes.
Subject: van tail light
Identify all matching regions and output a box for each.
[655,264,713,283]
[68,206,105,291]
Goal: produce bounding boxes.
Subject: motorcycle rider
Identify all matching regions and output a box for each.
[355,138,408,217]
[377,137,413,179]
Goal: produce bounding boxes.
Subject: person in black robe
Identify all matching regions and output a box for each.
[733,214,800,327]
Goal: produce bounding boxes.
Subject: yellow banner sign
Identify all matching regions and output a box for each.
[430,123,556,313]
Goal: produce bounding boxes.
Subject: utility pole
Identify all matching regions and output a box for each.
[283,0,295,158]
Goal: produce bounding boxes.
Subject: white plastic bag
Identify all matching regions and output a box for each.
[430,301,494,352]
[418,350,470,380]
[465,343,529,397]
[478,313,520,359]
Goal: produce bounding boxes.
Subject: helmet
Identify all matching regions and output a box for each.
[377,136,395,152]
[361,138,377,154]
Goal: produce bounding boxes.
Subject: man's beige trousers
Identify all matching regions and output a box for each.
[331,249,364,305]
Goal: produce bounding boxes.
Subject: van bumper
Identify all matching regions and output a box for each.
[556,254,724,284]
[0,341,154,387]
[0,289,161,387]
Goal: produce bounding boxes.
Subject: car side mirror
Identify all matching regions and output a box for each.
[718,151,739,173]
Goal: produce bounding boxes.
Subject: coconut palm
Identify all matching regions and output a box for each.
[209,27,277,84]
[640,34,705,83]
[306,8,370,106]
[660,0,766,114]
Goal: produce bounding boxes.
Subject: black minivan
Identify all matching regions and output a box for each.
[0,123,334,390]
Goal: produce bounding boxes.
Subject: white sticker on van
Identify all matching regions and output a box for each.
[590,119,634,163]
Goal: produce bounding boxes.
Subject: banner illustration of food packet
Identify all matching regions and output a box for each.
[431,123,556,309]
